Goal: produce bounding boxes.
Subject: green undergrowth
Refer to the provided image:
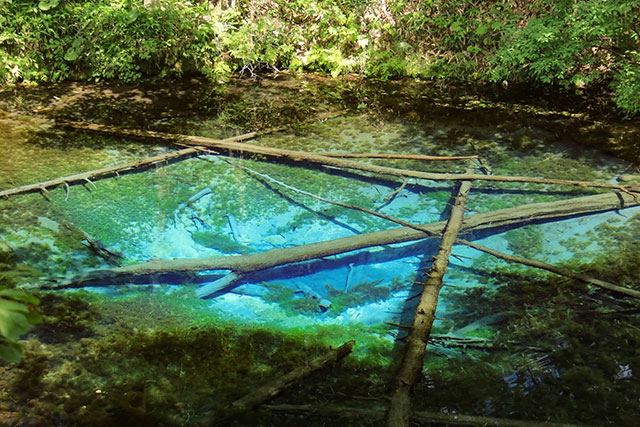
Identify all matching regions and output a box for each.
[1,0,639,115]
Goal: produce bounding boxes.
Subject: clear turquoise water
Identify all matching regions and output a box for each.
[1,77,639,426]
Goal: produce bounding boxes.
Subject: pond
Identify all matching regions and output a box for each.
[1,75,639,426]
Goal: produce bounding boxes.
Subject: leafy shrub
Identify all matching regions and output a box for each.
[1,0,639,115]
[489,0,640,112]
[0,289,42,362]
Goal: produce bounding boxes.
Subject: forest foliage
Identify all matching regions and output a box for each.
[1,0,639,114]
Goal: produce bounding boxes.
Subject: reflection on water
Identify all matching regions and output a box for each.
[1,76,639,426]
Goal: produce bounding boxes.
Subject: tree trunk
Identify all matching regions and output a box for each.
[387,170,473,427]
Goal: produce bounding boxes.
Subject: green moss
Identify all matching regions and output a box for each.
[191,230,248,254]
[326,279,389,314]
[504,225,544,258]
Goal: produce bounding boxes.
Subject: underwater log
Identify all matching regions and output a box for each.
[0,147,202,198]
[230,340,355,410]
[387,169,473,427]
[57,121,638,194]
[43,191,640,291]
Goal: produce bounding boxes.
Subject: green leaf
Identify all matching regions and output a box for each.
[64,48,80,62]
[0,339,23,363]
[0,299,33,341]
[0,289,40,305]
[38,0,59,11]
[72,38,84,49]
[127,10,139,24]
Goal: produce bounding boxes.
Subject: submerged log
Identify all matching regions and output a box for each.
[39,191,640,292]
[0,147,203,198]
[230,340,355,410]
[387,168,473,427]
[57,121,639,194]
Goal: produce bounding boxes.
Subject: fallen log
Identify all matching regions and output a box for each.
[58,121,639,194]
[234,162,638,299]
[0,147,203,198]
[230,340,355,410]
[38,191,640,291]
[387,167,473,427]
[313,152,480,161]
[224,160,639,300]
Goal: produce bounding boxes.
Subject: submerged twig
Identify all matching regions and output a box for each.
[227,161,440,238]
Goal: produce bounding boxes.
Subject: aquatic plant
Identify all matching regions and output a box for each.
[504,226,544,259]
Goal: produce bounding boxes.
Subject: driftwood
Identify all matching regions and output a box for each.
[458,239,640,299]
[38,191,640,292]
[230,340,355,410]
[58,121,639,195]
[264,404,587,427]
[387,168,474,427]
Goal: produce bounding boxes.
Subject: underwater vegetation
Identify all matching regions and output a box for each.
[1,77,640,426]
[0,288,400,426]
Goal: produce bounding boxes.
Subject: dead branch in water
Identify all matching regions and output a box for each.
[313,152,480,161]
[58,121,639,195]
[0,147,204,198]
[35,191,640,294]
[230,340,355,410]
[387,166,474,427]
[457,239,640,299]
